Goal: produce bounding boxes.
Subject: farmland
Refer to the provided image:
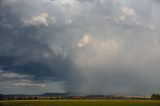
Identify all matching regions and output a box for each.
[0,100,160,106]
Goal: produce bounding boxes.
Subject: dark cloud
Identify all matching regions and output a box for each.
[0,0,160,95]
[0,1,72,93]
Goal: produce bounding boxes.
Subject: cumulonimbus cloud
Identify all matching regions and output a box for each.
[0,0,160,95]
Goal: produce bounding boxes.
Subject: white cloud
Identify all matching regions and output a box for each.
[77,33,93,48]
[121,6,136,17]
[0,80,65,94]
[117,5,137,23]
[0,72,32,79]
[23,13,56,27]
[54,0,80,10]
[112,0,127,5]
[13,82,46,88]
[112,0,141,26]
[0,72,27,78]
[60,0,77,5]
[74,33,121,66]
[65,19,72,24]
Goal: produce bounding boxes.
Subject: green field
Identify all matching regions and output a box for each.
[0,100,160,106]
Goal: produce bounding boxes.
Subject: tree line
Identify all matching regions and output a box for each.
[151,94,160,100]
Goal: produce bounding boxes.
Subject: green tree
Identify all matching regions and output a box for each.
[151,94,160,100]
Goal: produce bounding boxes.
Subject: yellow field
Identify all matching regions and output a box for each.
[0,100,160,106]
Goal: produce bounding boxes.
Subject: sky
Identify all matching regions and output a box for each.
[0,0,160,96]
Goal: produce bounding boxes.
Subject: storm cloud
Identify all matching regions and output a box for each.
[0,0,160,95]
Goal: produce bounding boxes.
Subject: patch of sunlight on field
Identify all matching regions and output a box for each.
[0,100,160,106]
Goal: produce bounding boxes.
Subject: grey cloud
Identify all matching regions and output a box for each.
[0,0,160,95]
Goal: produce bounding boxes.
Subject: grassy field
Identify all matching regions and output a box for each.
[0,100,160,106]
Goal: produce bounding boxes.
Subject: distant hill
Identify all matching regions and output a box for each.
[41,93,71,96]
[0,93,150,100]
